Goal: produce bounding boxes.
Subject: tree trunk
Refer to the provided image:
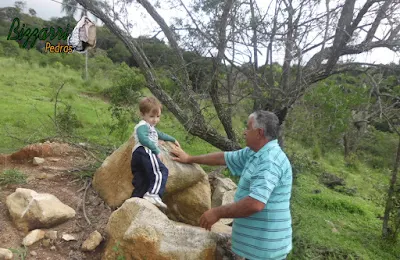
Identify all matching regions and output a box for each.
[74,0,241,151]
[343,134,350,159]
[280,0,294,92]
[84,9,88,81]
[382,136,400,239]
[85,51,88,80]
[250,0,261,111]
[209,0,236,142]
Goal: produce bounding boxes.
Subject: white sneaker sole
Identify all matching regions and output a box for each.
[143,195,168,210]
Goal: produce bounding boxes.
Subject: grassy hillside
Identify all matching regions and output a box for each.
[0,56,115,153]
[0,55,219,157]
[1,54,400,259]
[286,141,398,259]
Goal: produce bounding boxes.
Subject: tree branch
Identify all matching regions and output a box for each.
[75,0,241,151]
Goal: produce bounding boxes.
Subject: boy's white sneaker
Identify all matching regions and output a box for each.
[143,192,167,210]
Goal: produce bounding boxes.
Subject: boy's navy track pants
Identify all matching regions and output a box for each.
[130,146,169,198]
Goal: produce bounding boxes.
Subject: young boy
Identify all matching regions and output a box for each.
[130,97,180,210]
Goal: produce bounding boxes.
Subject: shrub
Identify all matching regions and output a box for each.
[56,104,83,135]
[0,37,21,57]
[358,128,397,169]
[0,169,27,185]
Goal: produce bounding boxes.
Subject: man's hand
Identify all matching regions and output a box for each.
[200,208,220,231]
[170,146,191,164]
[174,140,181,148]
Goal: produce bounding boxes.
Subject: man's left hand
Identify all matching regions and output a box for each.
[200,208,220,231]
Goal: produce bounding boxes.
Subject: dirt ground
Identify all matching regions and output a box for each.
[0,143,113,260]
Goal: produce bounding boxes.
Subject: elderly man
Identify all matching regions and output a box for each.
[171,110,292,260]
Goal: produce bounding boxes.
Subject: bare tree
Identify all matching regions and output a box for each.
[14,1,26,12]
[28,8,36,16]
[363,70,400,240]
[74,0,400,151]
[382,134,400,240]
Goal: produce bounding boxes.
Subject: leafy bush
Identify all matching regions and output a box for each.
[60,52,85,71]
[89,54,115,78]
[0,169,27,185]
[287,151,321,178]
[286,74,370,153]
[102,63,146,140]
[0,37,21,57]
[56,104,83,135]
[358,128,398,169]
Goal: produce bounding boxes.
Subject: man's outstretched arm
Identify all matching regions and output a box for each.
[171,147,226,166]
[200,197,265,230]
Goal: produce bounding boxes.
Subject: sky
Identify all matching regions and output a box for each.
[0,0,63,20]
[1,0,399,65]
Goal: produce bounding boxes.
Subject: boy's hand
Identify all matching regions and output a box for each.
[157,153,164,162]
[174,140,181,148]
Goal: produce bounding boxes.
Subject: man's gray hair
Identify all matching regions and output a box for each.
[249,110,280,140]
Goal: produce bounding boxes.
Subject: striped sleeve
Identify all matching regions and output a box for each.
[224,147,250,176]
[249,162,281,204]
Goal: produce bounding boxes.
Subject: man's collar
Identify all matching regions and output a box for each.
[252,139,279,158]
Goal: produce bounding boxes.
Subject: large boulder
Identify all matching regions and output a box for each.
[92,138,211,226]
[211,177,237,207]
[211,177,237,226]
[6,188,76,232]
[103,198,230,260]
[164,175,211,226]
[92,138,135,208]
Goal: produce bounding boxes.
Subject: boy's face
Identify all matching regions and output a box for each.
[142,108,161,126]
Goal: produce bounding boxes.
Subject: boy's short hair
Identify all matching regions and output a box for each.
[139,96,162,115]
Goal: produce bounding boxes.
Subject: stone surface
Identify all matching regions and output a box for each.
[92,139,211,226]
[0,248,13,260]
[32,157,45,165]
[164,176,211,226]
[81,230,103,251]
[6,188,76,232]
[62,234,77,241]
[42,239,51,247]
[320,172,345,188]
[102,198,228,260]
[45,230,58,240]
[211,177,237,207]
[22,229,45,246]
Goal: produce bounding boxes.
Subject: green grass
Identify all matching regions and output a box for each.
[1,53,399,259]
[0,169,27,185]
[0,57,118,153]
[285,139,400,259]
[9,246,28,260]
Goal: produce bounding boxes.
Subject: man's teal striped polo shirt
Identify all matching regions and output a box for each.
[224,140,293,260]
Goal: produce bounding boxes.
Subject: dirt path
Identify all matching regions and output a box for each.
[0,143,112,260]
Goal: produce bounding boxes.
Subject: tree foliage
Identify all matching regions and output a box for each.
[72,0,400,151]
